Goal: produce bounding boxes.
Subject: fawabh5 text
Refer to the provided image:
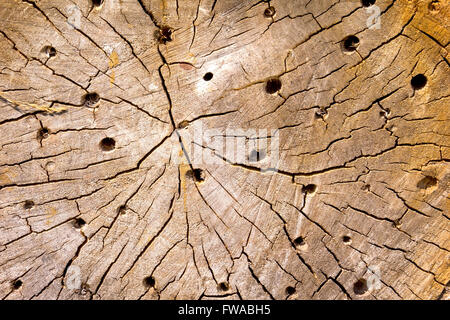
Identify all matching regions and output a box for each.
[222,304,270,315]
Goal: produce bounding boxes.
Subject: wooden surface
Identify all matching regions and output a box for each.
[0,0,449,300]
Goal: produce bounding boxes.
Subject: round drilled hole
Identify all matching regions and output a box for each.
[379,108,390,117]
[157,26,173,44]
[118,205,127,215]
[265,78,282,94]
[303,184,317,194]
[342,235,352,244]
[429,1,441,13]
[361,0,376,7]
[411,74,427,90]
[392,219,402,228]
[187,168,205,183]
[264,6,276,18]
[99,137,116,152]
[417,175,437,189]
[218,282,230,291]
[353,279,368,295]
[342,35,360,53]
[83,92,100,107]
[143,276,156,288]
[92,0,104,7]
[23,200,34,209]
[178,120,189,129]
[315,107,328,119]
[37,127,50,140]
[294,236,305,246]
[43,46,56,58]
[12,279,23,290]
[73,218,86,229]
[285,286,296,295]
[203,72,213,81]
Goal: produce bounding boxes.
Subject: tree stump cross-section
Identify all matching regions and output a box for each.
[0,0,449,300]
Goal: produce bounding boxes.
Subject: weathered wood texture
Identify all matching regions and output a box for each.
[0,0,449,300]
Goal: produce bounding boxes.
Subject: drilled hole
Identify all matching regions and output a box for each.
[392,219,402,228]
[315,107,328,119]
[411,74,427,90]
[265,78,282,94]
[264,6,276,18]
[83,92,100,107]
[73,218,86,229]
[342,35,360,53]
[187,169,205,183]
[342,235,352,244]
[294,236,305,247]
[118,205,126,215]
[203,72,213,81]
[157,26,173,44]
[285,286,296,295]
[143,276,155,288]
[429,1,441,13]
[353,279,368,295]
[417,175,438,189]
[37,127,50,140]
[43,46,56,58]
[92,0,104,7]
[249,150,265,162]
[178,120,189,129]
[303,184,317,194]
[361,0,376,7]
[12,279,23,290]
[99,137,116,152]
[218,282,230,291]
[379,108,390,117]
[23,200,34,209]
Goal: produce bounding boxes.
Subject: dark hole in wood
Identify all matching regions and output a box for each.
[342,235,352,244]
[417,175,437,189]
[37,127,50,140]
[294,236,305,246]
[361,0,376,7]
[353,279,368,295]
[265,78,282,94]
[343,35,360,52]
[12,279,23,290]
[429,1,441,12]
[286,286,296,295]
[411,74,427,90]
[193,169,205,182]
[44,46,56,58]
[92,0,104,7]
[100,137,116,151]
[158,26,173,44]
[143,276,155,288]
[218,282,229,291]
[83,92,100,107]
[393,219,402,228]
[315,107,328,119]
[178,120,189,129]
[73,218,86,229]
[23,200,34,209]
[118,205,126,215]
[303,184,317,194]
[264,6,276,18]
[203,72,213,81]
[379,108,390,117]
